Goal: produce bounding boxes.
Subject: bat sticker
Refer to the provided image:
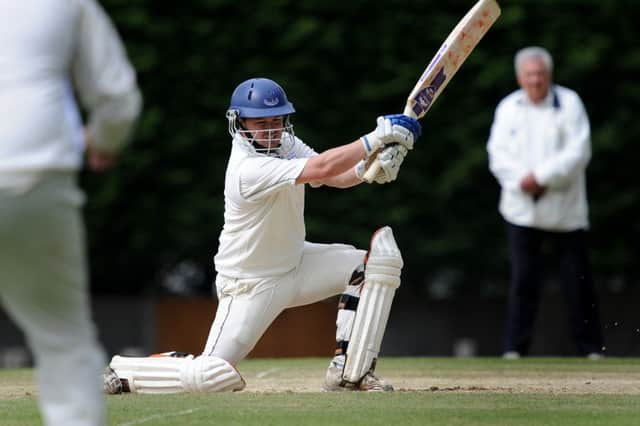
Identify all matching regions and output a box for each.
[412,67,447,117]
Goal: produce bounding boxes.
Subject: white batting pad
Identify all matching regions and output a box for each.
[110,354,245,394]
[343,226,402,383]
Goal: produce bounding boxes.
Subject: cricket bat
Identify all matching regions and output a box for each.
[362,0,501,183]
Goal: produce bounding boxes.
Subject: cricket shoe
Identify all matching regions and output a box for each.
[103,367,123,395]
[323,359,393,392]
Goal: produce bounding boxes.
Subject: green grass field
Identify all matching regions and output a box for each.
[2,357,640,425]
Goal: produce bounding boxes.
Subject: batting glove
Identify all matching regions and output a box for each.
[355,144,408,184]
[375,144,408,183]
[361,114,421,157]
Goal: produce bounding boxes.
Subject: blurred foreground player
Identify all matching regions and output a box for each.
[0,0,141,424]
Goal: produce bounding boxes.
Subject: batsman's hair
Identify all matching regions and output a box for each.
[514,46,553,75]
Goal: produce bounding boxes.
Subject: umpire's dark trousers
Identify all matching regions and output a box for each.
[503,222,604,356]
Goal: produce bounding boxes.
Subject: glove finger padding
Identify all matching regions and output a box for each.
[374,144,408,184]
[384,114,422,139]
[362,114,420,157]
[381,116,393,137]
[394,115,422,138]
[390,125,414,150]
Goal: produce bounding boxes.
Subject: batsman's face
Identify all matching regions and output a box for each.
[242,116,285,148]
[517,58,551,104]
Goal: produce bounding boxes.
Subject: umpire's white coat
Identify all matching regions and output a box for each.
[487,85,591,231]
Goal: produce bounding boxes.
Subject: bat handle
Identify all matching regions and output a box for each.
[362,157,382,183]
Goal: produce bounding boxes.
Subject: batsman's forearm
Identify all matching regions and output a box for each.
[297,140,365,184]
[321,168,362,188]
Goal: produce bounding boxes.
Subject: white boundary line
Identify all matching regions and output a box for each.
[256,367,281,378]
[118,407,203,426]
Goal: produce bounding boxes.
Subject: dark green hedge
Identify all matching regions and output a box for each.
[83,0,640,296]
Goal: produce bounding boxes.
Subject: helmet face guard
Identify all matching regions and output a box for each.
[226,78,296,156]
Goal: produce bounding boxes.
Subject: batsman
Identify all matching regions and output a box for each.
[105,78,421,393]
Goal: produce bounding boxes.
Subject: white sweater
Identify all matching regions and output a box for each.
[487,85,591,231]
[0,0,141,186]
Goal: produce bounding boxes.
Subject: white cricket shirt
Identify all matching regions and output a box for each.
[487,85,591,231]
[0,0,141,186]
[214,134,317,278]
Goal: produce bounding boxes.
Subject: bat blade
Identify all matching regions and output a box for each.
[363,0,501,182]
[404,0,501,119]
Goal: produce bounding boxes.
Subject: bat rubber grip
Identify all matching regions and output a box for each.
[362,159,382,183]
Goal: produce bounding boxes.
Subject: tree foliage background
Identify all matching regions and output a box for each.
[84,0,639,299]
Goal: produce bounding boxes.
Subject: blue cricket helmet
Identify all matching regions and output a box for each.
[228,78,295,118]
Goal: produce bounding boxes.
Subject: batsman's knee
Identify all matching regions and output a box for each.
[181,355,245,393]
[365,226,403,288]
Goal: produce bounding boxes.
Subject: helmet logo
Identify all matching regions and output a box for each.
[263,89,280,107]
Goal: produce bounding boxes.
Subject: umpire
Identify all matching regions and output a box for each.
[486,46,604,359]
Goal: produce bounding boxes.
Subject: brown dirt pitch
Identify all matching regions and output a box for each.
[238,357,640,394]
[2,357,639,398]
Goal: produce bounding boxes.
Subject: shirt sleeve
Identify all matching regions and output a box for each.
[239,156,309,201]
[533,92,591,188]
[279,134,318,159]
[71,0,142,154]
[277,135,325,187]
[291,138,318,159]
[486,99,527,191]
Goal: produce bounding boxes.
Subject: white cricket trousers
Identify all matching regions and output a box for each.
[0,172,106,426]
[203,242,366,364]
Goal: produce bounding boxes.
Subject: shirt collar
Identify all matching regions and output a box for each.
[517,86,560,109]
